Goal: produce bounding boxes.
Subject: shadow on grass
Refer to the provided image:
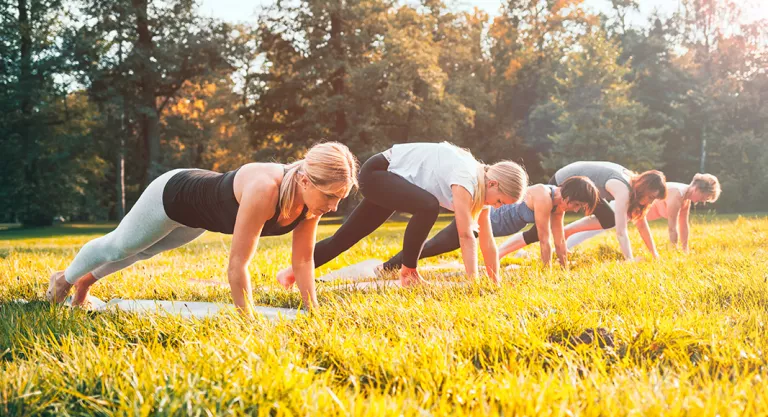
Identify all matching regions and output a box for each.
[0,223,117,241]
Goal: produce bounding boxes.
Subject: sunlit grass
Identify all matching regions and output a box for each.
[1,214,768,415]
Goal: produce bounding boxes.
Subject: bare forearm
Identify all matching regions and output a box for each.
[293,259,318,309]
[554,242,567,267]
[227,266,254,317]
[680,224,690,251]
[539,240,552,266]
[615,229,633,260]
[639,227,659,259]
[459,235,479,278]
[668,229,679,247]
[480,241,499,282]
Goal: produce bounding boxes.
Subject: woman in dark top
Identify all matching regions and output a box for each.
[46,142,359,316]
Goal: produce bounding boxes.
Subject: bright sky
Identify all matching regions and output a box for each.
[197,0,678,25]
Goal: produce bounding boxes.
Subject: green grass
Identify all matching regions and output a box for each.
[2,214,768,416]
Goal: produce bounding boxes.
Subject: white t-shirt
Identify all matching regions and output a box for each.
[386,142,479,211]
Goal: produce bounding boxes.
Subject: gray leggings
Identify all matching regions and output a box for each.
[64,169,206,284]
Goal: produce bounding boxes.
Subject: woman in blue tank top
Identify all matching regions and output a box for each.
[381,176,599,270]
[46,142,359,316]
[503,161,668,262]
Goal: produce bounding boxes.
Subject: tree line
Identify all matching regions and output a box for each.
[1,0,766,226]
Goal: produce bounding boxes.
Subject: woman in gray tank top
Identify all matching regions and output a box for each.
[566,173,721,254]
[500,161,668,263]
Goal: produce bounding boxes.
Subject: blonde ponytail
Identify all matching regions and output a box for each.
[278,142,359,219]
[470,164,487,219]
[278,160,305,219]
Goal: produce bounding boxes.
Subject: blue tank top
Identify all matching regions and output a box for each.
[489,185,556,237]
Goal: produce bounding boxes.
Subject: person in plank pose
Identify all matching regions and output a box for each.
[277,142,528,287]
[497,161,668,262]
[380,177,600,269]
[566,173,721,253]
[47,142,359,316]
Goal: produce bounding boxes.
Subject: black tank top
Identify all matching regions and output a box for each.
[162,168,307,235]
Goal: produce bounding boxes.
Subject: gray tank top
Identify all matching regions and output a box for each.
[554,161,631,201]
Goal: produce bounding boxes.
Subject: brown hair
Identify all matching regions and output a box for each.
[279,142,359,219]
[690,173,721,202]
[628,170,667,220]
[559,176,600,215]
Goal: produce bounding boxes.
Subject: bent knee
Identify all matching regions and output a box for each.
[420,196,440,219]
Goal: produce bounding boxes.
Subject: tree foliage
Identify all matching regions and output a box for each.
[0,0,765,225]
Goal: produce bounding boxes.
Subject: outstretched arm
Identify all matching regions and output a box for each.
[635,215,659,259]
[678,200,692,252]
[291,214,322,309]
[229,181,275,318]
[664,195,683,248]
[606,180,634,261]
[477,207,499,282]
[551,211,567,267]
[532,193,554,266]
[452,185,479,279]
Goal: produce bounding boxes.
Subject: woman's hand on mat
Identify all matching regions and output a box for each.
[276,267,296,289]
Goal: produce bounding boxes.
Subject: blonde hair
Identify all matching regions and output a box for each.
[445,143,528,218]
[474,161,528,218]
[690,173,721,202]
[279,142,359,218]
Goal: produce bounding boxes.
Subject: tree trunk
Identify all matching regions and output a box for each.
[18,0,49,226]
[133,0,161,186]
[330,7,346,137]
[117,107,126,220]
[700,125,707,173]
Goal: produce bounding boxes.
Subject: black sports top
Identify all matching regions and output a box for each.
[162,168,308,235]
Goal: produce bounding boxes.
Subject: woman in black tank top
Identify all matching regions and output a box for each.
[46,143,359,317]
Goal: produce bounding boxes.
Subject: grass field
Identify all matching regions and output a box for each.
[1,214,768,416]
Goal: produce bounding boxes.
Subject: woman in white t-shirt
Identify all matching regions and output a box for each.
[566,173,721,253]
[277,142,528,286]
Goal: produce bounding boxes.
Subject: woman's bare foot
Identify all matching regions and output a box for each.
[399,266,429,287]
[276,267,296,290]
[46,271,73,303]
[71,273,98,307]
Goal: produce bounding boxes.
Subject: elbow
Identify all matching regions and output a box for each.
[457,231,476,242]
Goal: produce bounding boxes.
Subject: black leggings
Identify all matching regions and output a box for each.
[313,153,441,269]
[382,219,475,270]
[521,175,616,244]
